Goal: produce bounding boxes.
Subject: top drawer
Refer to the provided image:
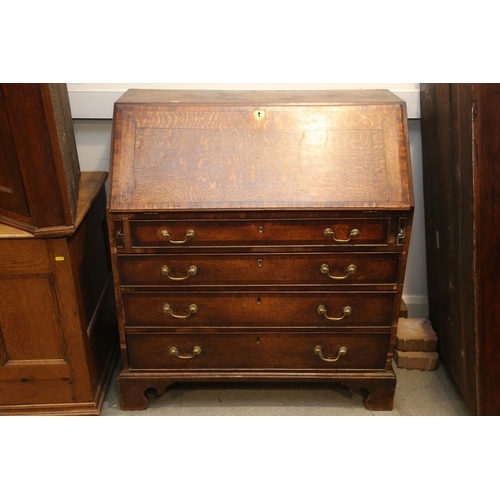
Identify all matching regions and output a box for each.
[129,218,390,248]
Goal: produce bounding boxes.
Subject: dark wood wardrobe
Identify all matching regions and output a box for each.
[420,84,500,415]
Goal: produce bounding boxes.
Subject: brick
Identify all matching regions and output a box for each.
[396,317,438,352]
[394,350,439,371]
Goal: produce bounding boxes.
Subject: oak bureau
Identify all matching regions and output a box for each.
[107,89,414,411]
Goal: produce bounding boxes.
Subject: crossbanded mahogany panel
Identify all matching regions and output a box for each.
[126,331,391,370]
[121,291,395,328]
[110,103,410,210]
[117,252,400,287]
[129,218,390,248]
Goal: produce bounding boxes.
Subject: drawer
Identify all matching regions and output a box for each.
[126,332,391,370]
[117,252,400,287]
[121,291,395,328]
[129,218,390,248]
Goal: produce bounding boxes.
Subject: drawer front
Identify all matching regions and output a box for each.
[121,291,395,328]
[129,218,390,248]
[126,332,390,370]
[117,252,400,287]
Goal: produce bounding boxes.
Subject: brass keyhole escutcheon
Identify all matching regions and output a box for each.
[258,225,264,233]
[254,110,265,121]
[257,259,263,267]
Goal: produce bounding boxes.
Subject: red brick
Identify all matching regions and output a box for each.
[394,350,439,371]
[396,317,438,352]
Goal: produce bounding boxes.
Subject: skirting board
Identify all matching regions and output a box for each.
[402,295,429,319]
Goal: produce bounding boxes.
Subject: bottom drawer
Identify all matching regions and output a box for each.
[126,332,390,370]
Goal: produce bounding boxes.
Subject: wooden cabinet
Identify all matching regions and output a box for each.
[420,83,500,415]
[0,172,118,415]
[108,89,414,411]
[0,84,80,235]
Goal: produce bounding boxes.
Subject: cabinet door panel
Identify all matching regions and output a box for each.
[0,276,65,360]
[0,362,73,405]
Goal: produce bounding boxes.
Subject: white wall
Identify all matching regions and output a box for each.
[68,83,421,119]
[71,83,428,318]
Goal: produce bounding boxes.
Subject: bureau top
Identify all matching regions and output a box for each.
[109,89,413,212]
[115,89,404,107]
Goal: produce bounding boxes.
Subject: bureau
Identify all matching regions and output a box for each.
[107,89,413,411]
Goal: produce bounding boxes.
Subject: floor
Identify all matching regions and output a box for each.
[100,355,472,416]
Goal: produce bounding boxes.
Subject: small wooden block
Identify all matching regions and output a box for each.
[396,317,438,352]
[394,350,439,371]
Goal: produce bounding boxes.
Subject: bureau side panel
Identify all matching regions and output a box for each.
[107,209,130,369]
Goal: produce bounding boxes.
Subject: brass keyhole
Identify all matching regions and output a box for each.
[258,226,264,233]
[254,110,265,121]
[257,259,263,267]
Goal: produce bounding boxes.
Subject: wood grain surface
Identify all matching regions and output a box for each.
[109,91,412,211]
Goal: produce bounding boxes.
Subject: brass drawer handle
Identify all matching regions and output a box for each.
[324,228,360,243]
[159,229,196,244]
[314,345,347,363]
[162,303,198,319]
[161,264,198,281]
[320,263,356,280]
[317,305,352,321]
[169,346,201,359]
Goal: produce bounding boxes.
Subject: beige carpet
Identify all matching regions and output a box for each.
[99,356,471,416]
